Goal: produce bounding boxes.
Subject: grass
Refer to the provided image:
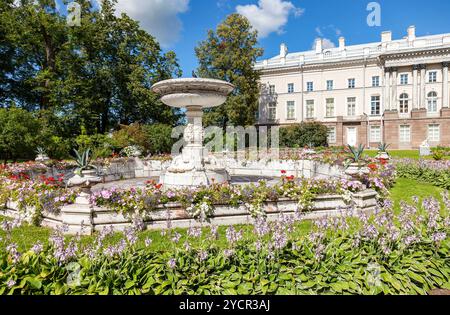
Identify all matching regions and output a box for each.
[0,178,445,252]
[365,150,450,160]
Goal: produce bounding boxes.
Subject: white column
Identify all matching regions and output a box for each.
[420,65,426,109]
[413,65,419,109]
[443,62,449,108]
[391,68,398,111]
[384,68,391,110]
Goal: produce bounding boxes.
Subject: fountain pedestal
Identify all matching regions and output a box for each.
[151,78,234,189]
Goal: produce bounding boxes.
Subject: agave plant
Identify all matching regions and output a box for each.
[378,143,390,152]
[72,148,97,176]
[35,147,47,156]
[346,144,366,164]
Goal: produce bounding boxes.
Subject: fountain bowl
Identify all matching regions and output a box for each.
[151,78,234,108]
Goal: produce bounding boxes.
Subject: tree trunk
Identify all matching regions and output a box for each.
[40,25,56,110]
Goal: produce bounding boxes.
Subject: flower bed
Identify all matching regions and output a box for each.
[395,159,450,189]
[0,175,78,225]
[1,193,449,295]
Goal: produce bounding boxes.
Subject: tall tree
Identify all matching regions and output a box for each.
[0,0,183,135]
[195,14,263,128]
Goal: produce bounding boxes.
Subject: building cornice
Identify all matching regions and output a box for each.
[259,57,380,76]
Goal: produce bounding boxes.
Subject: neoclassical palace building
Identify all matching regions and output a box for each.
[255,26,450,149]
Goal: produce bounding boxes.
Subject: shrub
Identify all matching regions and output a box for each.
[111,123,151,154]
[144,124,176,155]
[0,108,41,163]
[280,122,328,148]
[75,130,114,160]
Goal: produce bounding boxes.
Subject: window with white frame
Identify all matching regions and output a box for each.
[306,100,315,119]
[400,74,409,85]
[268,102,277,120]
[428,124,440,142]
[399,93,409,114]
[326,80,334,91]
[371,96,381,115]
[347,97,356,116]
[327,127,336,144]
[288,83,294,93]
[429,71,437,83]
[427,91,438,112]
[348,78,355,89]
[326,98,335,117]
[372,76,380,87]
[286,101,295,120]
[370,126,381,142]
[269,85,275,95]
[307,82,314,92]
[399,125,411,143]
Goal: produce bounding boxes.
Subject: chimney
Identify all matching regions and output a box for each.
[381,31,392,43]
[315,38,323,54]
[339,37,345,51]
[280,43,288,58]
[408,25,416,41]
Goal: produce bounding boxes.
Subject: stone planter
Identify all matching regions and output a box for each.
[345,163,370,177]
[35,154,50,162]
[375,151,390,160]
[67,169,102,188]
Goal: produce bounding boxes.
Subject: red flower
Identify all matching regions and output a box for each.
[154,183,163,190]
[281,170,287,175]
[379,158,388,165]
[286,175,295,181]
[368,163,378,171]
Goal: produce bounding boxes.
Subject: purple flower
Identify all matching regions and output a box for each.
[198,250,208,262]
[225,226,243,245]
[431,232,447,243]
[167,258,176,269]
[31,241,44,255]
[171,232,182,243]
[188,226,202,238]
[6,279,16,288]
[145,238,153,247]
[6,243,21,263]
[223,249,234,258]
[124,227,138,245]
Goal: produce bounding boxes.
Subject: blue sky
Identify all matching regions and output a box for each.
[57,0,450,75]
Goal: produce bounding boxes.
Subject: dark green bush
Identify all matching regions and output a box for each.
[280,122,329,148]
[145,124,176,155]
[0,107,41,163]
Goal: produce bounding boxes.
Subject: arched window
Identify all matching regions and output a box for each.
[399,93,409,113]
[427,91,438,112]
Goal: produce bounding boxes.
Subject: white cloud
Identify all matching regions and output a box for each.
[236,0,304,38]
[111,0,190,48]
[322,38,336,49]
[311,38,336,50]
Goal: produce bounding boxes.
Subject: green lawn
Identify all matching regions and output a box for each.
[365,150,449,160]
[0,178,445,252]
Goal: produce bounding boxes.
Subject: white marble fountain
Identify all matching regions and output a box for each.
[151,78,235,188]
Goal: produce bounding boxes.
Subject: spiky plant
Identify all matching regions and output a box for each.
[346,144,366,164]
[72,148,97,176]
[36,147,47,156]
[378,143,390,152]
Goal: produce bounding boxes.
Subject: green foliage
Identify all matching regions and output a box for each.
[0,107,41,162]
[195,14,263,128]
[111,123,150,154]
[72,148,97,175]
[378,143,390,152]
[395,160,450,190]
[346,144,366,163]
[75,132,113,159]
[432,150,445,161]
[144,124,176,155]
[0,0,183,156]
[280,122,329,148]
